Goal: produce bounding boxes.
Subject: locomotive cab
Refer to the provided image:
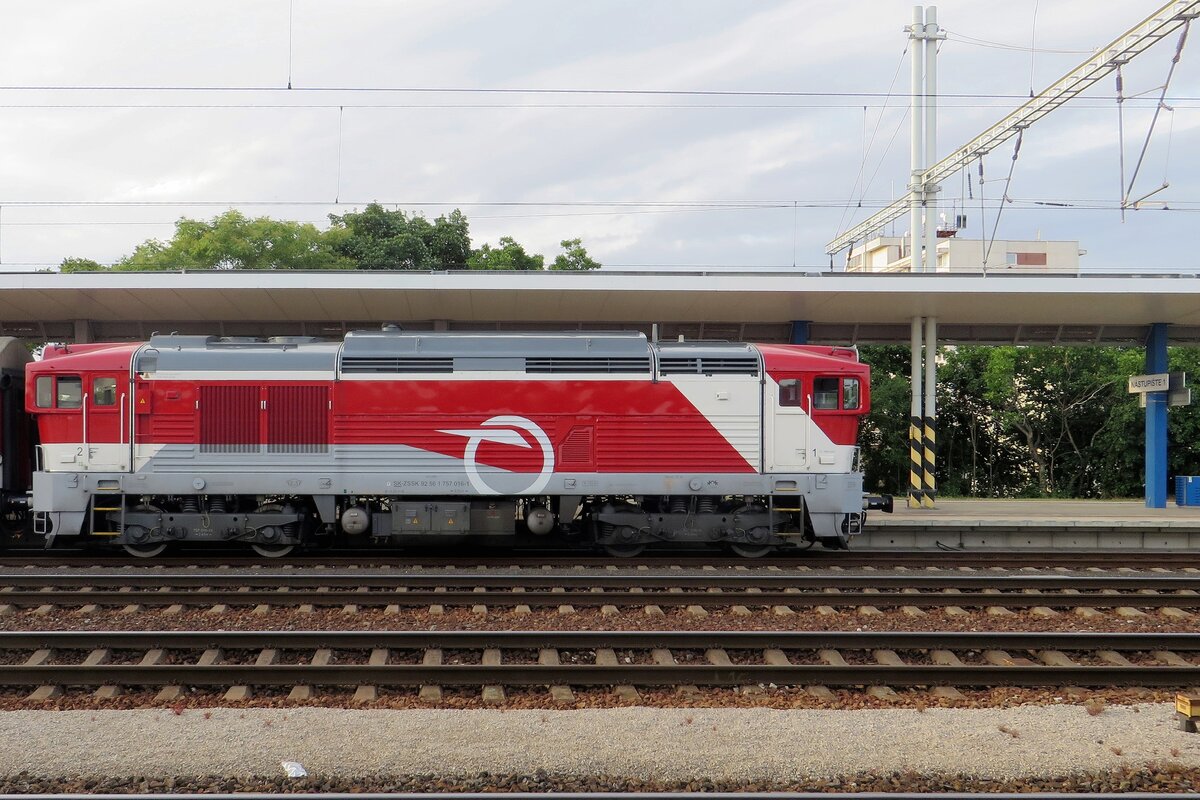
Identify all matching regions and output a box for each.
[27,344,136,473]
[761,344,870,474]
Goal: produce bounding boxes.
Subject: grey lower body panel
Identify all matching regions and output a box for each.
[32,467,865,543]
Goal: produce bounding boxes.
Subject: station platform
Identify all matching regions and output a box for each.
[860,498,1200,550]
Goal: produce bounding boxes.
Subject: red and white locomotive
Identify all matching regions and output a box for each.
[19,328,886,557]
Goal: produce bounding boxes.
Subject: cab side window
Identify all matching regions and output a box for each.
[57,376,82,409]
[94,377,117,406]
[843,378,861,410]
[35,376,53,408]
[778,378,802,407]
[813,377,839,410]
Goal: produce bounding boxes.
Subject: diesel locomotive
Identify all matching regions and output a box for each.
[3,328,889,557]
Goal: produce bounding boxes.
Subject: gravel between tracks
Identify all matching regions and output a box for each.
[2,605,1198,633]
[4,766,1200,794]
[1,703,1198,782]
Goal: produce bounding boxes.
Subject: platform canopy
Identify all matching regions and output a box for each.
[3,269,1200,345]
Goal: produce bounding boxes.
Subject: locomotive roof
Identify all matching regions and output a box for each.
[136,334,341,374]
[61,331,850,379]
[653,340,758,359]
[342,329,651,359]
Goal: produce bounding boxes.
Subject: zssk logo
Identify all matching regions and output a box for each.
[438,415,555,495]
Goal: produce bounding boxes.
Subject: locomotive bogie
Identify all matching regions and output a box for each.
[116,504,306,548]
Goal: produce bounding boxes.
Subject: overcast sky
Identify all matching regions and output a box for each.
[0,0,1196,272]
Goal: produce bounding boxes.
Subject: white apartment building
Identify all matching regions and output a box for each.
[846,235,1082,273]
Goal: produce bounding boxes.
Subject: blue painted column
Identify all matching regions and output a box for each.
[790,321,810,345]
[1145,322,1169,508]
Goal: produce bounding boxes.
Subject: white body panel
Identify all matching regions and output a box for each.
[663,375,762,472]
[764,376,856,474]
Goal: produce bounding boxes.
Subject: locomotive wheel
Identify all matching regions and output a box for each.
[602,543,646,558]
[251,503,295,558]
[122,504,166,558]
[123,542,168,558]
[252,542,295,558]
[729,543,773,558]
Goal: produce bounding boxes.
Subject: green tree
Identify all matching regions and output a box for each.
[60,205,602,275]
[59,257,106,272]
[980,346,1127,497]
[858,345,914,496]
[467,236,545,271]
[937,347,1030,497]
[104,211,351,271]
[550,238,601,271]
[1167,348,1200,483]
[860,344,1157,500]
[327,203,471,270]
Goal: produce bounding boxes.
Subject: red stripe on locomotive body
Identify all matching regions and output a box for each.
[126,377,756,474]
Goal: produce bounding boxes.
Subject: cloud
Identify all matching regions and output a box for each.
[0,0,1195,270]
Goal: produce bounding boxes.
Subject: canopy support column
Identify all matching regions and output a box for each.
[1145,322,1169,508]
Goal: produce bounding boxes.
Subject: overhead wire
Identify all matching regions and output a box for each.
[2,83,1200,102]
[1028,0,1040,96]
[983,130,1023,267]
[942,30,1093,55]
[1117,65,1127,223]
[835,44,909,238]
[1124,19,1191,210]
[5,197,1200,226]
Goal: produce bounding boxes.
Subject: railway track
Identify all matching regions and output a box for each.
[1,547,1198,570]
[0,571,1198,614]
[2,630,1199,702]
[0,795,1193,800]
[2,795,1196,800]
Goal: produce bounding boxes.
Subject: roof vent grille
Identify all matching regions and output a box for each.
[659,357,759,376]
[525,357,652,374]
[341,356,454,374]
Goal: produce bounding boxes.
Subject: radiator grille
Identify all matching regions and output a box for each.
[200,385,258,453]
[268,385,329,454]
[557,426,595,469]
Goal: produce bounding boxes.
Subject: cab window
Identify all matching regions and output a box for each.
[843,378,861,410]
[35,376,53,408]
[778,378,801,407]
[93,377,117,406]
[813,377,839,410]
[57,376,82,409]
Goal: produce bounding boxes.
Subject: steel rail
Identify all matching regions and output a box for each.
[2,629,1198,649]
[0,795,1192,800]
[1,572,1196,590]
[2,588,1198,609]
[1,661,1196,688]
[1,549,1198,569]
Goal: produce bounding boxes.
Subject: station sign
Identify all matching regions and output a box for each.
[1128,373,1170,392]
[1132,372,1191,407]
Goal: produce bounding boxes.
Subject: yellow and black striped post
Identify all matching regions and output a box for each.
[909,316,924,508]
[922,317,938,508]
[922,414,937,508]
[908,415,924,508]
